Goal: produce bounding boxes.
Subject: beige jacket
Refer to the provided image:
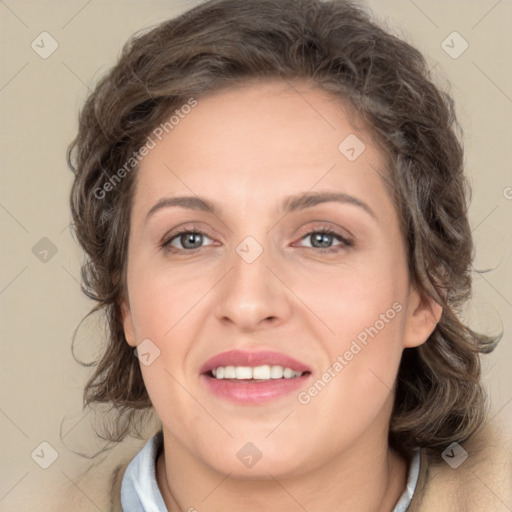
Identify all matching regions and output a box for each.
[53,416,511,511]
[409,417,512,511]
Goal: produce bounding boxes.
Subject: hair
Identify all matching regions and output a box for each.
[67,0,499,462]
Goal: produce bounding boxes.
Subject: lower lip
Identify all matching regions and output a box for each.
[200,373,311,404]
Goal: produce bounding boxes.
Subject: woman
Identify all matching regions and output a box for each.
[67,0,510,510]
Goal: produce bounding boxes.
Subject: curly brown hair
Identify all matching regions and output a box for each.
[67,0,499,462]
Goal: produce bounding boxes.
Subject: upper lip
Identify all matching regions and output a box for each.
[200,349,311,374]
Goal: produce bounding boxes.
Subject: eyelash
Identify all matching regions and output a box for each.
[295,227,353,253]
[160,227,353,254]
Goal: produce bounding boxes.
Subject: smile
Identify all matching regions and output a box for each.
[200,349,312,404]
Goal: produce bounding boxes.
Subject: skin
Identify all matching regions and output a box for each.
[121,79,441,512]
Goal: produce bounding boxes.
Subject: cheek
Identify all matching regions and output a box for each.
[312,286,405,390]
[123,268,191,401]
[126,259,213,341]
[128,274,202,431]
[125,261,216,405]
[298,254,407,343]
[294,247,408,394]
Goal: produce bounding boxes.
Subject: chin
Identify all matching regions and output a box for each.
[197,438,314,479]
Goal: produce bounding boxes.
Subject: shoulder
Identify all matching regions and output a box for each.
[59,437,145,512]
[414,412,512,511]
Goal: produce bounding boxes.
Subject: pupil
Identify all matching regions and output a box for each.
[312,233,331,248]
[183,233,202,248]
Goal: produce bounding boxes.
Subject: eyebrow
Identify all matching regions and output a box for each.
[283,191,376,218]
[145,191,376,223]
[145,196,218,223]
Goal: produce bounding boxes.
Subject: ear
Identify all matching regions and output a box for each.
[402,286,443,349]
[120,299,137,348]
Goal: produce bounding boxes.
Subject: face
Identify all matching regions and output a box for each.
[121,79,439,478]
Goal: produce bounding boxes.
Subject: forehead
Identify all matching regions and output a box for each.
[131,79,392,220]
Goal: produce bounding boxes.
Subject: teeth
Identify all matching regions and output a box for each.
[211,364,303,380]
[224,366,236,379]
[270,365,284,378]
[253,365,270,379]
[283,367,295,378]
[235,366,253,379]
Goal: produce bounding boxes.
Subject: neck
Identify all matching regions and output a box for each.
[156,432,408,512]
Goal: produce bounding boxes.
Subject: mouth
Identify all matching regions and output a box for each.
[200,350,312,404]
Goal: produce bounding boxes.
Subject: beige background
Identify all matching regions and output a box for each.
[1,0,511,509]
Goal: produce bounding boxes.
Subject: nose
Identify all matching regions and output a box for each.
[213,243,293,333]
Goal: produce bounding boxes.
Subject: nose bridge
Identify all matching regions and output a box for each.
[233,236,270,290]
[214,234,291,329]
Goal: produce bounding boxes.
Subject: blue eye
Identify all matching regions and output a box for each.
[162,230,213,251]
[160,228,352,254]
[298,229,352,252]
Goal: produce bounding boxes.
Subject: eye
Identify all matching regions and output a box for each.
[161,229,214,252]
[297,228,352,253]
[160,227,352,254]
